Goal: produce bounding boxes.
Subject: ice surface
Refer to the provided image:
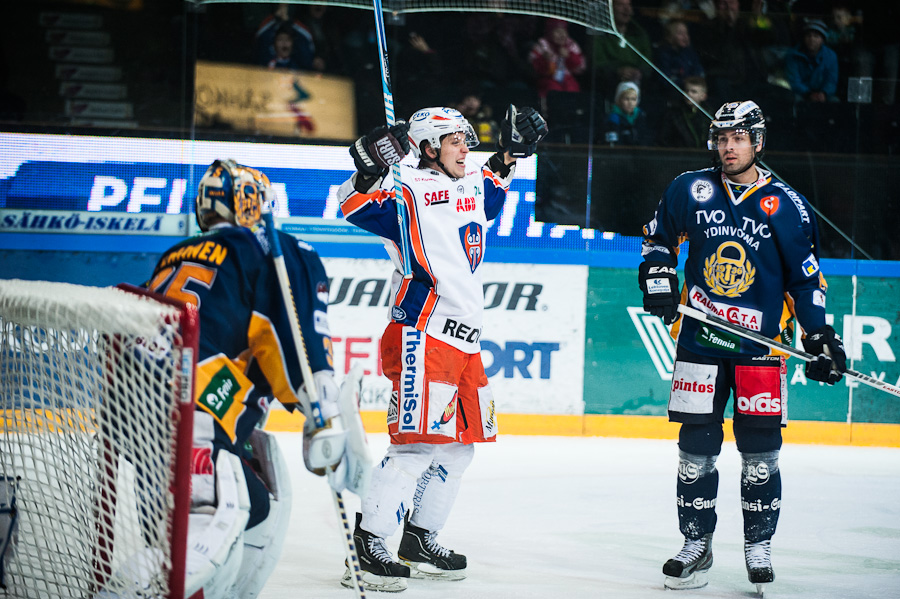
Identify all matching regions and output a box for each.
[262,433,900,598]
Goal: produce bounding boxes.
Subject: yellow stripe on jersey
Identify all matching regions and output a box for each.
[248,311,302,408]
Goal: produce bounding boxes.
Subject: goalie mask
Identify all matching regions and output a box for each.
[707,100,766,154]
[408,107,479,159]
[195,159,272,231]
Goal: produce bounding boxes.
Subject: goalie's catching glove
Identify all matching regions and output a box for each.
[638,261,680,325]
[802,325,846,384]
[499,105,548,158]
[349,120,410,178]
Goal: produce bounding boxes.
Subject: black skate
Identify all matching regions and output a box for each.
[341,514,410,593]
[663,533,713,590]
[398,517,467,581]
[745,538,774,597]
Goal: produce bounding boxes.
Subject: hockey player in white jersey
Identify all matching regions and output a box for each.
[337,105,547,591]
[639,101,847,596]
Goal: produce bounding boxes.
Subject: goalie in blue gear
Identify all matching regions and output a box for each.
[639,101,845,596]
[138,159,369,598]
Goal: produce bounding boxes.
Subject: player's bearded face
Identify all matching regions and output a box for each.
[439,132,470,179]
[716,129,758,176]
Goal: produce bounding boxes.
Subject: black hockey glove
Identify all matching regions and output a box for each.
[349,120,410,178]
[499,104,548,158]
[638,261,680,325]
[802,325,846,384]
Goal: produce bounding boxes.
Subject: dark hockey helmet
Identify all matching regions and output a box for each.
[707,100,766,152]
[195,159,273,231]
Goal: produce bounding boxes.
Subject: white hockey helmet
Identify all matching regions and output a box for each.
[407,107,479,158]
[707,100,766,151]
[195,159,273,231]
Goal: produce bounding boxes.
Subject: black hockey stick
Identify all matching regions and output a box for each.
[677,304,900,398]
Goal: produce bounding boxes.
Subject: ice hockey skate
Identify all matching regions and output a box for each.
[662,533,713,590]
[745,538,774,597]
[397,516,467,581]
[341,514,410,593]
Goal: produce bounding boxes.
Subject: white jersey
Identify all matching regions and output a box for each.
[338,157,512,353]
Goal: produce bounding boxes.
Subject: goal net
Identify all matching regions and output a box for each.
[188,0,618,35]
[0,281,198,599]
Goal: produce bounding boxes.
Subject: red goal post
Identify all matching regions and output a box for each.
[0,280,198,599]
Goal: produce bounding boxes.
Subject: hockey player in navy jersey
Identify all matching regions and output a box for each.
[145,160,360,598]
[638,101,847,594]
[336,105,547,591]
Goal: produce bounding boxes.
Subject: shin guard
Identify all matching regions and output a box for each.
[676,451,719,539]
[741,450,781,542]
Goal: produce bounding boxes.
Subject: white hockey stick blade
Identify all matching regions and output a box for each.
[677,304,900,398]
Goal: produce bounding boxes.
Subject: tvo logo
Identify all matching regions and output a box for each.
[737,392,781,414]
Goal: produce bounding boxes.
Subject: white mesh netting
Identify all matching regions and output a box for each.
[191,0,618,35]
[0,280,187,599]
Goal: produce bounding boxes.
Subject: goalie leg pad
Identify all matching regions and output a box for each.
[232,430,293,599]
[184,451,251,599]
[191,411,216,509]
[327,364,374,497]
[361,443,436,539]
[409,443,474,533]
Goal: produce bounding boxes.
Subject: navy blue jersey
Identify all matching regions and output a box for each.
[642,166,827,358]
[146,224,333,445]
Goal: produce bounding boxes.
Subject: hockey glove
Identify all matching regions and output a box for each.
[638,261,680,325]
[802,325,846,384]
[299,371,348,476]
[349,120,410,178]
[499,104,548,158]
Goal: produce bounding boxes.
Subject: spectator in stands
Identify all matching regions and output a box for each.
[593,0,652,99]
[256,3,316,70]
[394,30,445,115]
[528,18,586,100]
[298,4,345,74]
[463,12,538,94]
[265,23,303,70]
[827,4,874,101]
[693,0,771,106]
[784,18,839,103]
[602,81,651,146]
[657,76,713,148]
[654,19,705,89]
[455,89,499,144]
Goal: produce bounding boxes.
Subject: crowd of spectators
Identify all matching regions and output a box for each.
[193,0,900,154]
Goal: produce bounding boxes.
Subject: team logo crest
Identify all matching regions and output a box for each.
[703,241,756,297]
[760,195,780,215]
[459,222,483,272]
[690,180,714,203]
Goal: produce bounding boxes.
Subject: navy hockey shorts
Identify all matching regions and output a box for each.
[667,345,787,428]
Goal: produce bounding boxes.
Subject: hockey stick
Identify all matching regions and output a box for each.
[371,0,413,279]
[261,212,367,599]
[677,304,900,398]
